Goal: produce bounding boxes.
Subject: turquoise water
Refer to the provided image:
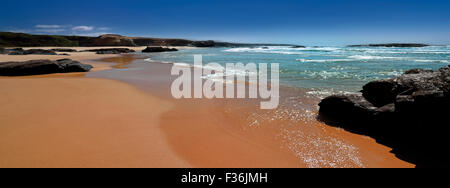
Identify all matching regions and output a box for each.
[144,46,450,93]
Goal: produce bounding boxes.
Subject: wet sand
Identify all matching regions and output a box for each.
[0,51,415,168]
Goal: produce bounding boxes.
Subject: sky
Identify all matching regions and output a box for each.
[0,0,449,46]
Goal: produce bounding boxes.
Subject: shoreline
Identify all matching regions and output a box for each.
[88,55,414,168]
[0,49,414,168]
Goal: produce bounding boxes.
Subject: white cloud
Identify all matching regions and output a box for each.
[72,26,94,31]
[35,25,63,29]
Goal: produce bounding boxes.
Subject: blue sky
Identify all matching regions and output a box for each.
[0,0,449,45]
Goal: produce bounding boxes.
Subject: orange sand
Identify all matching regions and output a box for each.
[0,78,189,168]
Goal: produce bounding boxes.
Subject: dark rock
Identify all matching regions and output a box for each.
[0,59,93,76]
[59,53,70,56]
[51,48,77,52]
[261,47,269,49]
[7,48,57,55]
[84,48,135,54]
[291,45,306,48]
[348,43,429,48]
[56,59,93,73]
[23,49,57,55]
[142,47,178,53]
[404,68,434,75]
[319,94,377,126]
[362,68,447,107]
[318,65,450,167]
[362,79,398,107]
[0,47,6,54]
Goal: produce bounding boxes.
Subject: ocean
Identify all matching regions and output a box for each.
[143,45,450,96]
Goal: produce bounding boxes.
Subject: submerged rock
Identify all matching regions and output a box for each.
[142,47,178,53]
[291,45,306,48]
[318,65,450,168]
[0,59,93,76]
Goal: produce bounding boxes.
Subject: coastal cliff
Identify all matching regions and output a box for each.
[0,32,297,48]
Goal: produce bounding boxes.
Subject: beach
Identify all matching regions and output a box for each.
[0,48,415,168]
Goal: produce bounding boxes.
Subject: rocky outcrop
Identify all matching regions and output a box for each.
[7,48,57,55]
[318,66,450,168]
[0,47,6,54]
[142,47,178,53]
[84,48,135,54]
[0,59,93,76]
[348,43,429,48]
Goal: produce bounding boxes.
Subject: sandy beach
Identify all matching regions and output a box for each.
[0,48,414,168]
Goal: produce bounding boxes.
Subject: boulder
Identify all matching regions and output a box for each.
[362,68,446,107]
[319,94,377,125]
[0,59,93,76]
[318,65,450,167]
[142,47,178,53]
[7,48,57,55]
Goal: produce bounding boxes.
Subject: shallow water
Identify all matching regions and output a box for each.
[145,45,450,93]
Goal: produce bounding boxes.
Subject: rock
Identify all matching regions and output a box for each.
[318,65,450,167]
[59,53,70,56]
[0,59,93,76]
[0,47,6,54]
[56,59,93,73]
[7,48,57,55]
[362,68,446,107]
[51,48,77,52]
[348,43,429,48]
[319,94,377,126]
[262,47,269,49]
[84,48,135,54]
[404,68,434,75]
[142,47,178,53]
[291,45,306,48]
[362,79,398,107]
